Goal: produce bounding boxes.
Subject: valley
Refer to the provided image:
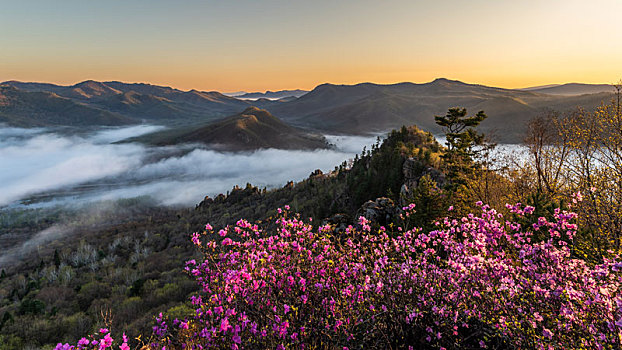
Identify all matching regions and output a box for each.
[0,78,620,349]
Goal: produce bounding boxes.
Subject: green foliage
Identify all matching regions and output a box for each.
[18,298,46,316]
[0,312,14,331]
[165,304,195,322]
[53,249,61,268]
[61,312,93,342]
[129,278,145,297]
[346,125,442,207]
[404,174,447,231]
[77,281,112,311]
[0,334,23,350]
[116,297,145,324]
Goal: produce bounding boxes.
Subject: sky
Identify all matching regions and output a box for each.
[2,0,621,92]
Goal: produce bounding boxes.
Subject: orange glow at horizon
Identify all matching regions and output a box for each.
[4,61,619,93]
[2,1,621,92]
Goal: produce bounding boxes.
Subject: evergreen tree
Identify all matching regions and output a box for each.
[406,174,447,231]
[53,249,61,267]
[435,107,487,188]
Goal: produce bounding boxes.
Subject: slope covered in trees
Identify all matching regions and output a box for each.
[0,124,447,348]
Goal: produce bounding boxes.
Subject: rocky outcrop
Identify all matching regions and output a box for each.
[196,195,214,209]
[226,184,262,203]
[400,157,447,201]
[355,197,399,228]
[322,213,352,233]
[196,185,262,210]
[309,169,323,178]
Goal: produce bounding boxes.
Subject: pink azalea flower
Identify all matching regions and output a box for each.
[99,334,113,349]
[220,318,231,332]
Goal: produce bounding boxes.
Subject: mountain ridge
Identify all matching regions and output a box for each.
[520,82,616,96]
[0,85,136,127]
[1,79,618,143]
[265,79,615,141]
[233,89,308,100]
[0,80,252,127]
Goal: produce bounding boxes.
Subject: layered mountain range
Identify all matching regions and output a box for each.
[228,89,308,100]
[1,78,617,143]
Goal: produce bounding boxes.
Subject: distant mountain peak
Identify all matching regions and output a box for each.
[74,79,100,85]
[71,80,121,98]
[429,78,466,85]
[241,106,264,114]
[146,106,327,151]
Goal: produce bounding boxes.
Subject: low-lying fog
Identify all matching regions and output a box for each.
[0,125,379,208]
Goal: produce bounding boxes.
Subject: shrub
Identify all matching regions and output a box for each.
[149,202,622,349]
[57,200,622,349]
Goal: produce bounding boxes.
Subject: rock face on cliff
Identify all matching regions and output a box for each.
[400,157,447,202]
[356,197,399,228]
[322,213,352,233]
[197,184,263,209]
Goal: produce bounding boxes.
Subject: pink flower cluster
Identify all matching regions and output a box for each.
[149,202,622,349]
[55,329,129,350]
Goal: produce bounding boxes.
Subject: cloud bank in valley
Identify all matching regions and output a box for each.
[0,129,146,206]
[0,224,70,268]
[0,126,379,208]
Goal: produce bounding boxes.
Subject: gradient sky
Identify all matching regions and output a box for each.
[2,0,621,92]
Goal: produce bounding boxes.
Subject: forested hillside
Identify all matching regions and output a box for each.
[1,99,622,349]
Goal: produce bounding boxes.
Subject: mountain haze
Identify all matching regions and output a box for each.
[522,83,616,96]
[267,78,616,142]
[1,79,617,143]
[234,89,308,100]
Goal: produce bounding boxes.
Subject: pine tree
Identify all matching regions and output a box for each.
[435,107,487,188]
[53,249,61,267]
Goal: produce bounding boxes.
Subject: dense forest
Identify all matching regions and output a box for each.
[1,93,622,349]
